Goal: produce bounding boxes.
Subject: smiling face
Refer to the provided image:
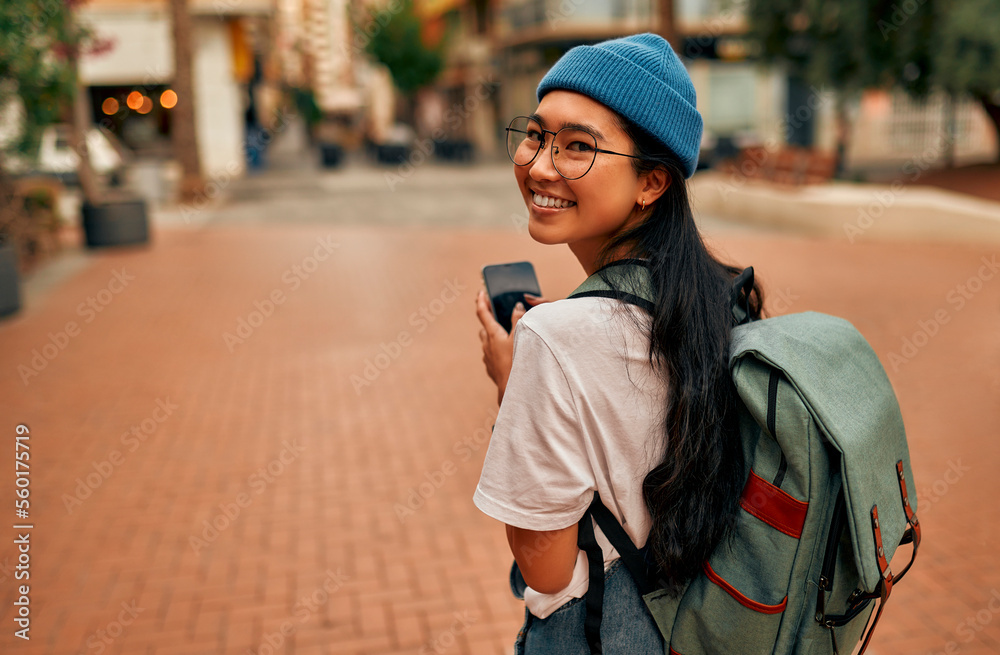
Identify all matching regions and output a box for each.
[513,90,669,274]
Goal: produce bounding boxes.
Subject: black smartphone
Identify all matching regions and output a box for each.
[482,261,542,333]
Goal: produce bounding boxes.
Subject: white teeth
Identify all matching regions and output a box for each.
[533,193,574,209]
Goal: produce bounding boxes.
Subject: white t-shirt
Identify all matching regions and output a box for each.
[473,296,668,619]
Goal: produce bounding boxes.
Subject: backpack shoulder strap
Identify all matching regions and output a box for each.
[567,260,758,653]
[568,259,755,326]
[578,492,656,654]
[567,258,655,312]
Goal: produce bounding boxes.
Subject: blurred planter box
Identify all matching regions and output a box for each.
[434,139,474,162]
[0,243,22,318]
[82,196,150,248]
[319,143,345,168]
[375,144,409,165]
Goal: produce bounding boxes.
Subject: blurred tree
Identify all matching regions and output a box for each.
[748,0,895,175]
[362,0,446,128]
[0,0,76,163]
[926,0,1000,161]
[749,0,1000,165]
[1,0,107,226]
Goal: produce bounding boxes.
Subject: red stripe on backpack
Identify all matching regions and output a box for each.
[740,469,809,539]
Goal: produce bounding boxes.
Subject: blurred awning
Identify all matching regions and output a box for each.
[416,0,464,18]
[191,0,273,17]
[83,0,273,14]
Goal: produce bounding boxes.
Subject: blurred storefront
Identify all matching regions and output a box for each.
[78,0,276,199]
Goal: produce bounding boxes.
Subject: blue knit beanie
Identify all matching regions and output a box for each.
[536,33,703,178]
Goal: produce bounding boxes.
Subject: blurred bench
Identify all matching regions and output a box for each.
[725,146,837,185]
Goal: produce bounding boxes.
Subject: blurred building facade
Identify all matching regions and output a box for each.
[78,0,275,192]
[276,0,363,116]
[414,0,500,157]
[492,0,997,170]
[492,0,791,165]
[75,0,997,179]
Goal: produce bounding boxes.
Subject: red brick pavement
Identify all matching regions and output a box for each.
[0,220,998,655]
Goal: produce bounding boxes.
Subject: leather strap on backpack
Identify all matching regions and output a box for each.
[815,460,922,654]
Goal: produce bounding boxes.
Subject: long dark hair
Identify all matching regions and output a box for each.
[595,114,764,595]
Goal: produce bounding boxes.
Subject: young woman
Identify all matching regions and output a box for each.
[473,33,764,653]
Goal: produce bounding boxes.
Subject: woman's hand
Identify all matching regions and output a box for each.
[476,290,548,405]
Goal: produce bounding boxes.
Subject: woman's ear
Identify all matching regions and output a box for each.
[640,167,672,204]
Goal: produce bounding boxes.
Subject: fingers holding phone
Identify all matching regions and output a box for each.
[476,289,515,405]
[477,262,546,405]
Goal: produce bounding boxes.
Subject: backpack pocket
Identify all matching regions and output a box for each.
[667,472,805,654]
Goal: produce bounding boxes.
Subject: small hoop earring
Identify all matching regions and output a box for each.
[641,199,646,211]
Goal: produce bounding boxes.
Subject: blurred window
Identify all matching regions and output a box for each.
[708,64,756,133]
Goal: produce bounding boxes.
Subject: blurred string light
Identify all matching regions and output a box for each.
[126,91,143,111]
[137,96,153,115]
[160,89,177,109]
[101,98,119,115]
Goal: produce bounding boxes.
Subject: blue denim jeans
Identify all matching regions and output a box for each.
[510,559,665,655]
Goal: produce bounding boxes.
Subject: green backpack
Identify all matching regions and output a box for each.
[567,260,921,655]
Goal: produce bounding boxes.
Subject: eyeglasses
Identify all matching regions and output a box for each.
[505,116,645,180]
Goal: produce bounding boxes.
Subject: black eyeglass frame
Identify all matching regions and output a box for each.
[505,116,647,180]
